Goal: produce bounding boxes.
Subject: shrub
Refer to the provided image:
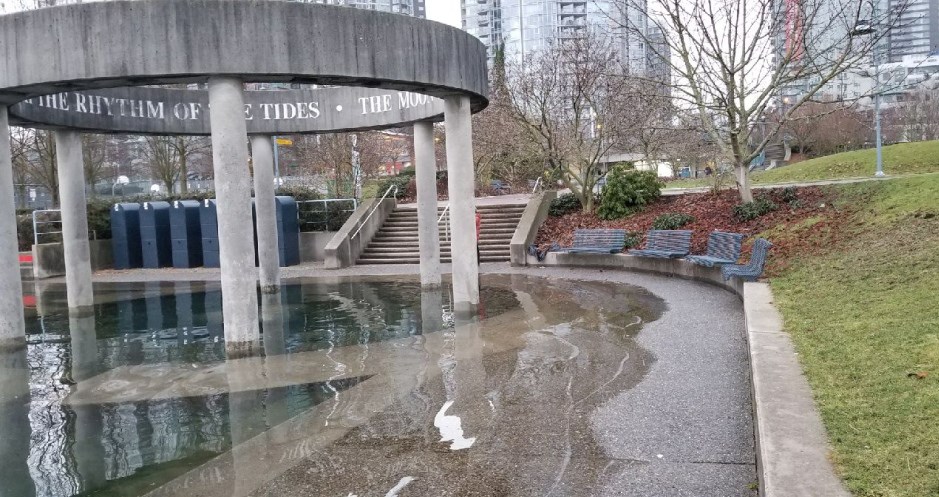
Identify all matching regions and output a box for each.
[624,232,643,249]
[652,212,695,230]
[549,193,583,217]
[86,200,113,240]
[781,186,799,204]
[273,185,322,202]
[597,166,663,220]
[733,195,777,221]
[375,174,414,199]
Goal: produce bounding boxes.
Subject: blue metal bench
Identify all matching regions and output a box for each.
[722,238,773,281]
[560,229,627,254]
[628,230,692,258]
[686,231,745,267]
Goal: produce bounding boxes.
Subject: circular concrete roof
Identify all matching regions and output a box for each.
[0,0,488,134]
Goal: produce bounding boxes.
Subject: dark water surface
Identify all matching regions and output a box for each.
[0,275,663,497]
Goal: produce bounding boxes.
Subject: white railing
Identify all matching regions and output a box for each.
[296,198,357,232]
[437,203,451,243]
[351,185,398,240]
[530,177,543,194]
[32,209,62,246]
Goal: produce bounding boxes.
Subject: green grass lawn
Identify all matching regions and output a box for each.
[769,175,939,496]
[666,140,939,189]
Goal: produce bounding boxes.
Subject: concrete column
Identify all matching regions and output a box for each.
[0,108,25,350]
[55,131,94,311]
[444,96,479,309]
[208,77,260,357]
[420,287,444,335]
[250,136,281,294]
[414,122,441,288]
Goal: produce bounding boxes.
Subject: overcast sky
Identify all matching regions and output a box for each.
[427,0,462,27]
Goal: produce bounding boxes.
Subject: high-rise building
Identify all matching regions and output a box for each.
[295,0,426,18]
[462,0,668,81]
[887,0,939,62]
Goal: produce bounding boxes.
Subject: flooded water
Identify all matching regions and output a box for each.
[0,275,665,497]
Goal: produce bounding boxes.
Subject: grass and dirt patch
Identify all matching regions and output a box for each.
[769,176,939,497]
[535,174,939,496]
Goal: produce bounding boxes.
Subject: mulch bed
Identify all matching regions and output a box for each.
[535,187,842,266]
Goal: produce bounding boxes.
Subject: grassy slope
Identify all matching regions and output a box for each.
[665,140,939,189]
[768,175,939,496]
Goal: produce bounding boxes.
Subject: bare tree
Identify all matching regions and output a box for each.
[505,32,649,211]
[614,0,910,202]
[18,129,59,205]
[82,134,108,197]
[293,131,404,198]
[142,135,210,194]
[894,88,939,142]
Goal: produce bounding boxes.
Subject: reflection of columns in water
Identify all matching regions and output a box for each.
[54,130,95,311]
[251,136,281,294]
[420,287,444,335]
[226,370,267,495]
[0,348,36,497]
[208,77,260,357]
[0,107,26,349]
[414,121,441,288]
[444,96,480,310]
[145,282,164,335]
[174,281,194,338]
[261,292,286,357]
[260,293,289,427]
[69,313,107,492]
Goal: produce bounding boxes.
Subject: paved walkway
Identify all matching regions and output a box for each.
[41,263,758,496]
[662,171,939,195]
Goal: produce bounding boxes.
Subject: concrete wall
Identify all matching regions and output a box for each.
[324,198,396,269]
[11,87,448,136]
[299,231,337,263]
[32,239,113,279]
[510,190,557,266]
[532,252,744,295]
[0,0,488,107]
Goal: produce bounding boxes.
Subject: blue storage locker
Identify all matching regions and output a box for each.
[169,200,204,268]
[200,199,220,268]
[110,203,143,269]
[275,196,300,266]
[140,201,173,268]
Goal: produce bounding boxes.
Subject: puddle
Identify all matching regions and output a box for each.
[2,275,664,496]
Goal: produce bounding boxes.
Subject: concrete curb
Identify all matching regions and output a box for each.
[522,253,849,497]
[743,282,850,497]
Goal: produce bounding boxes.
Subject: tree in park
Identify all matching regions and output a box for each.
[472,45,544,189]
[612,0,911,202]
[143,136,211,194]
[503,32,661,212]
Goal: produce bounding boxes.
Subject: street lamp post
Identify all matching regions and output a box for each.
[873,40,886,177]
[853,7,886,177]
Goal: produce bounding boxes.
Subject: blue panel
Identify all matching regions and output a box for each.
[275,196,300,266]
[199,199,219,267]
[139,201,173,268]
[110,203,143,269]
[169,200,204,268]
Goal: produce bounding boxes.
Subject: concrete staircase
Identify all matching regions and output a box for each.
[357,203,527,265]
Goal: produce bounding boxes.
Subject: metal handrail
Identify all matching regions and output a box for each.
[437,203,451,243]
[351,185,398,239]
[32,209,62,246]
[296,198,357,232]
[531,177,543,194]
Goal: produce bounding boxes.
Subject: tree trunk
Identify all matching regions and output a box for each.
[180,154,189,194]
[735,163,754,203]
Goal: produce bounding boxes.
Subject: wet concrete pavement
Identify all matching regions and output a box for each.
[32,265,756,496]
